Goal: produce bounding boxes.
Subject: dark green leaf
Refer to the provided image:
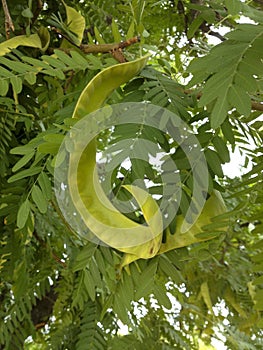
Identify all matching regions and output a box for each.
[10,76,22,94]
[187,16,203,39]
[84,269,96,301]
[205,149,224,177]
[135,260,157,299]
[22,8,34,18]
[212,136,230,163]
[38,142,60,154]
[228,85,251,116]
[221,119,235,145]
[38,172,52,200]
[159,256,182,283]
[0,79,9,96]
[225,0,242,15]
[154,283,172,309]
[17,199,30,228]
[12,152,35,172]
[8,167,42,183]
[12,262,28,299]
[10,144,36,155]
[31,184,47,214]
[111,20,122,42]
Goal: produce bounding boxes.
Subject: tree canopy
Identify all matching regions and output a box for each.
[0,0,262,349]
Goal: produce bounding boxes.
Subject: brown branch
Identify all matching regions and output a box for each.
[184,89,263,112]
[32,0,43,25]
[199,23,226,42]
[80,38,141,63]
[79,36,140,54]
[1,0,14,39]
[53,27,140,63]
[110,47,127,63]
[63,70,75,93]
[251,100,263,112]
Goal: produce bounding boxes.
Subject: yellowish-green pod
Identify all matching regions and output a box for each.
[120,190,227,267]
[69,55,163,265]
[68,55,227,267]
[157,189,227,255]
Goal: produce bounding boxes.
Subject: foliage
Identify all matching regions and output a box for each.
[0,0,262,349]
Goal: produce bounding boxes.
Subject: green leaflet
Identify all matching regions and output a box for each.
[200,281,214,315]
[17,199,31,229]
[111,20,122,42]
[225,0,242,15]
[68,55,164,264]
[0,34,43,56]
[31,185,47,214]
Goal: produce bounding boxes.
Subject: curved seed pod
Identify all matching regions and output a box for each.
[68,54,227,267]
[73,55,151,118]
[69,55,163,265]
[158,190,227,255]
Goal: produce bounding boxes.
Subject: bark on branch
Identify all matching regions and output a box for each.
[53,27,140,63]
[1,0,14,39]
[79,37,140,54]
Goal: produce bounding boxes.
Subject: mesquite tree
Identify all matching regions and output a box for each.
[0,1,262,349]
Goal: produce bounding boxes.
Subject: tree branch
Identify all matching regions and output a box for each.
[80,36,141,53]
[80,37,140,62]
[199,22,226,42]
[53,27,140,63]
[251,100,263,112]
[32,0,43,25]
[1,0,14,39]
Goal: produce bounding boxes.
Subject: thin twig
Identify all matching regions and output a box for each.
[79,36,140,54]
[199,23,226,42]
[52,27,140,63]
[1,0,15,39]
[32,0,43,25]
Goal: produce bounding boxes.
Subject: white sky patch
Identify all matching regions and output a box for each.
[117,320,129,336]
[211,337,227,350]
[207,26,230,45]
[223,148,249,178]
